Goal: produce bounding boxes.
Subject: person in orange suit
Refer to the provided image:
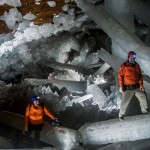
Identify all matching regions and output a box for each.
[24,96,58,147]
[118,51,148,121]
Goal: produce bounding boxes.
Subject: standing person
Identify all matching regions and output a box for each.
[118,51,148,121]
[24,96,58,147]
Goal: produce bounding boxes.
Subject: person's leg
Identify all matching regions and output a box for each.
[119,90,134,120]
[34,129,40,148]
[34,124,43,148]
[135,88,148,113]
[27,124,37,148]
[26,123,35,138]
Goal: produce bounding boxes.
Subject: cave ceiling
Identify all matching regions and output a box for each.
[0,0,149,34]
[0,0,78,34]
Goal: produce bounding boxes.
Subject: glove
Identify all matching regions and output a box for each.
[50,118,60,126]
[54,117,58,121]
[54,118,61,126]
[24,126,28,132]
[140,85,144,91]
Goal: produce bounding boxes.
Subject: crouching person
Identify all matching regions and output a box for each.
[24,96,58,148]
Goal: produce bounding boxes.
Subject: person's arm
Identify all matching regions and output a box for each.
[138,64,144,91]
[44,106,55,120]
[24,105,30,131]
[118,64,125,92]
[138,64,143,85]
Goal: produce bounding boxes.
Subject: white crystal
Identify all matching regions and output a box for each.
[47,1,56,7]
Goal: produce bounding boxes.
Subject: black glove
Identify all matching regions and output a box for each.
[54,118,61,126]
[50,118,61,126]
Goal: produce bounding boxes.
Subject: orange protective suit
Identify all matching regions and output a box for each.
[25,104,55,127]
[118,61,143,88]
[118,61,148,118]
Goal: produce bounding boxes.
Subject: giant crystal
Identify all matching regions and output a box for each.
[79,114,150,145]
[74,0,150,76]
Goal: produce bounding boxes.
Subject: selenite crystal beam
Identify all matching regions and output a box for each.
[98,48,122,71]
[105,0,134,31]
[94,63,110,75]
[133,0,150,46]
[67,94,93,106]
[43,62,91,75]
[24,78,86,93]
[74,0,150,76]
[96,139,150,150]
[145,29,150,46]
[104,0,134,96]
[104,0,134,59]
[79,114,150,145]
[133,0,150,27]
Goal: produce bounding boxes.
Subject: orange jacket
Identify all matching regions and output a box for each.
[118,61,143,88]
[25,104,55,127]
